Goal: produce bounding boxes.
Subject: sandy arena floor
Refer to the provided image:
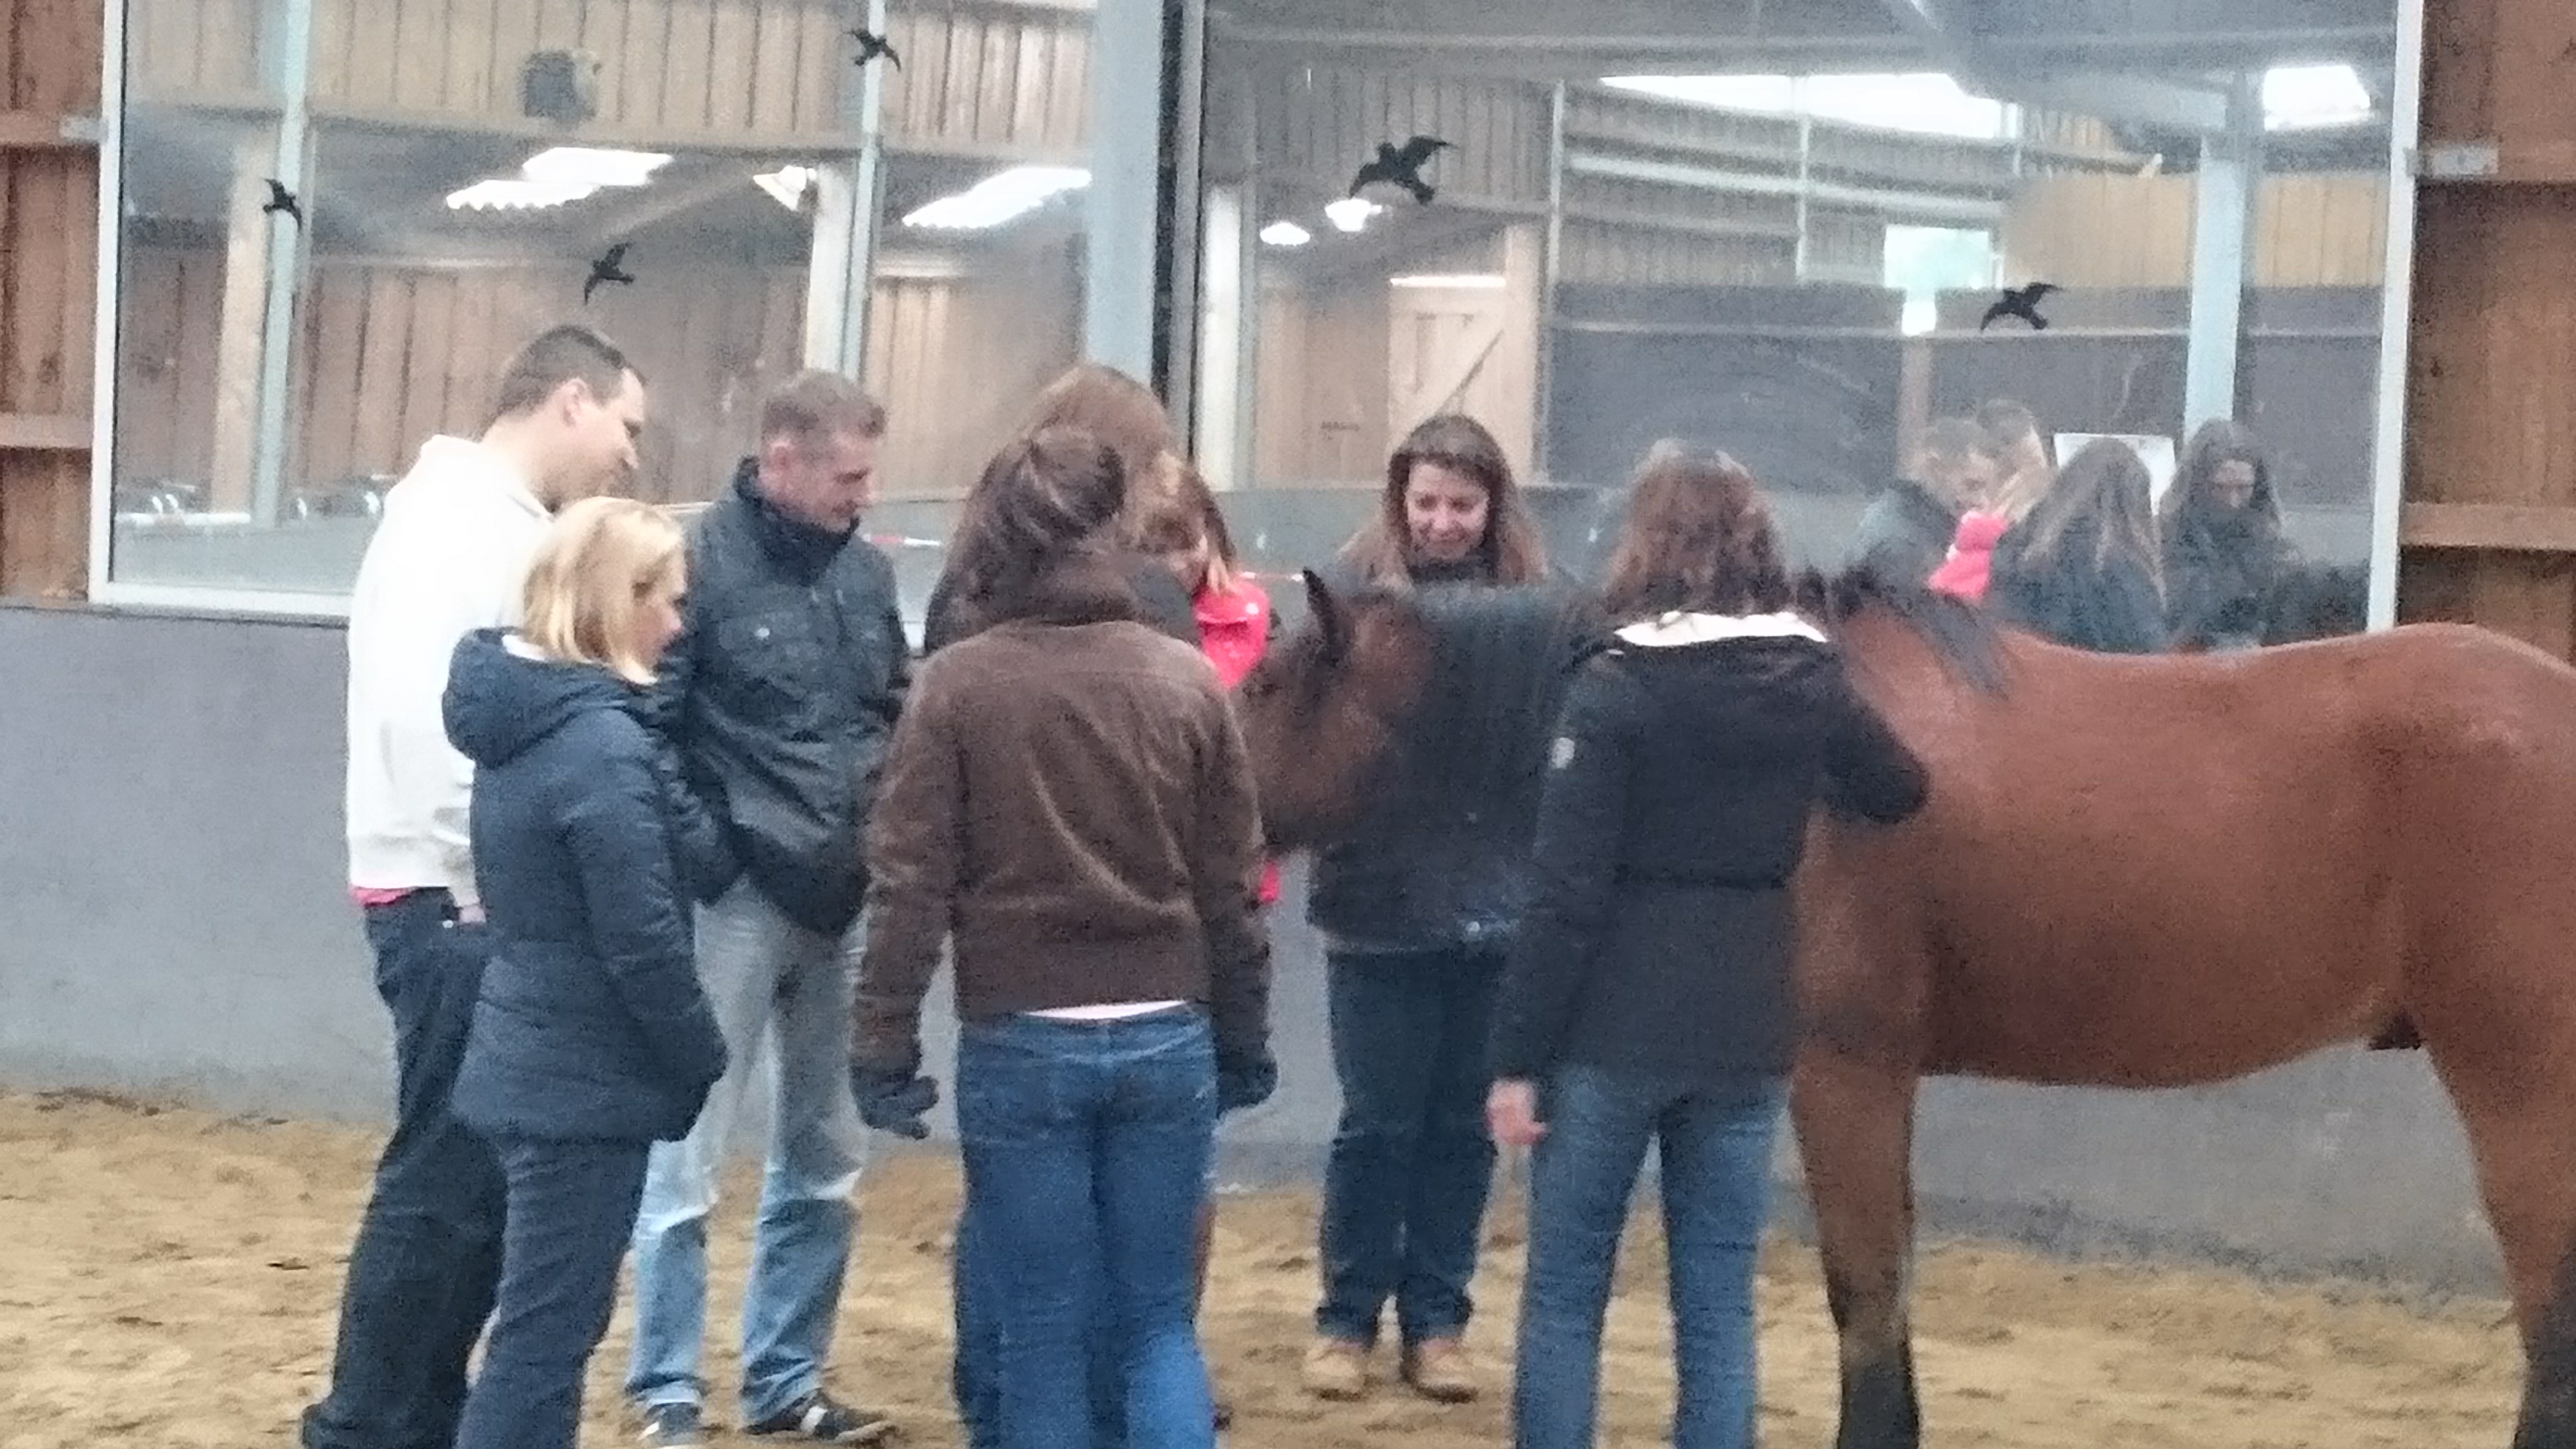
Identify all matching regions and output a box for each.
[0,1089,2525,1448]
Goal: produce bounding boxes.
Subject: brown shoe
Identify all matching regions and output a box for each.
[1399,1338,1480,1403]
[1301,1338,1370,1400]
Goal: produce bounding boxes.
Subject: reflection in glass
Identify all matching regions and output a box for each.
[1197,5,2399,649]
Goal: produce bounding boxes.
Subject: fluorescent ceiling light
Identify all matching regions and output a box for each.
[903,166,1091,231]
[2263,62,2373,131]
[1258,219,1312,248]
[1605,72,2012,141]
[523,146,672,188]
[1389,272,1505,289]
[755,164,819,211]
[1323,197,1382,233]
[446,178,600,211]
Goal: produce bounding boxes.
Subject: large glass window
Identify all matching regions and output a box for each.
[1193,6,2406,649]
[102,0,1120,608]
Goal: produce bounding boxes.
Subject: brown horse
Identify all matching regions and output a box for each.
[1234,566,2576,1449]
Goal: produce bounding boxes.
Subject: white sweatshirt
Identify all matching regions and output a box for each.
[344,436,553,908]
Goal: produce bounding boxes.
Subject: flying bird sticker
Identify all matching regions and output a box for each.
[1350,135,1453,205]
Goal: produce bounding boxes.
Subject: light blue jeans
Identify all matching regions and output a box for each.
[624,881,871,1421]
[1512,1066,1788,1449]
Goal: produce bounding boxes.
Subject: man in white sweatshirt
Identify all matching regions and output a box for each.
[303,324,648,1449]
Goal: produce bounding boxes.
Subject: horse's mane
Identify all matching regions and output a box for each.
[1341,579,1601,813]
[1794,565,2010,696]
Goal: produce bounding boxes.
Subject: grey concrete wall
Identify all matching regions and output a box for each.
[0,601,2496,1291]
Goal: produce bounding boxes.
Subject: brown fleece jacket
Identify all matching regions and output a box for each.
[850,555,1272,1071]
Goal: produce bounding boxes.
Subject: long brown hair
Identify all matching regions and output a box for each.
[1019,363,1174,497]
[1338,414,1547,586]
[1600,443,1792,622]
[2018,437,2161,583]
[1130,454,1246,595]
[945,426,1129,614]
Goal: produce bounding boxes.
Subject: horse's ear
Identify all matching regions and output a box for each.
[1303,568,1350,663]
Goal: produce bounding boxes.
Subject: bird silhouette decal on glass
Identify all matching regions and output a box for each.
[1350,135,1453,205]
[1980,281,2059,331]
[849,28,901,70]
[584,243,635,305]
[262,179,304,229]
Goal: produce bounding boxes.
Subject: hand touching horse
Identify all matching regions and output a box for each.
[1235,566,2576,1449]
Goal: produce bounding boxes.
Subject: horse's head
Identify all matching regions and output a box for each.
[1233,570,1436,851]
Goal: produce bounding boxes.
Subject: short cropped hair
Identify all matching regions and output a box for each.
[519,496,687,685]
[490,325,641,427]
[759,370,888,450]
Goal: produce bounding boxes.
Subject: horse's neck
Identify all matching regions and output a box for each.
[1398,588,1592,795]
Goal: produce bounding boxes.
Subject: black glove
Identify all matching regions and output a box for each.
[852,1065,938,1140]
[1216,1053,1277,1116]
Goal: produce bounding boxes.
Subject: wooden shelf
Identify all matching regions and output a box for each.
[0,111,99,150]
[0,414,92,453]
[2400,503,2576,554]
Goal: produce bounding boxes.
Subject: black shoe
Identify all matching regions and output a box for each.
[639,1402,709,1448]
[745,1392,896,1444]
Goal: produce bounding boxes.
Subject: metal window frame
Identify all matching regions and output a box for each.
[2363,0,2425,633]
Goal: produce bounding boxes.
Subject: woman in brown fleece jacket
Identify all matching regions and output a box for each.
[849,425,1274,1449]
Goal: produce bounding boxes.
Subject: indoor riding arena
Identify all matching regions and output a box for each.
[7,0,2575,1446]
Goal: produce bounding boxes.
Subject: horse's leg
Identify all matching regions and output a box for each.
[1792,1046,1923,1449]
[2427,1035,2576,1449]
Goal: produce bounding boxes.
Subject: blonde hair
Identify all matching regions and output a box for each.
[520,496,687,685]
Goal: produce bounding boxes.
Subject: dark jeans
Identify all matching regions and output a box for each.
[958,1009,1218,1449]
[1316,946,1503,1346]
[302,892,507,1449]
[1511,1067,1786,1449]
[454,1134,655,1449]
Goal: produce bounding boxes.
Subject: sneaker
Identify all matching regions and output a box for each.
[744,1391,896,1444]
[639,1402,708,1448]
[1399,1338,1480,1403]
[1300,1338,1370,1400]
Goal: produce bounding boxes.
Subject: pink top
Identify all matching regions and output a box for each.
[1927,509,2010,602]
[1194,576,1281,906]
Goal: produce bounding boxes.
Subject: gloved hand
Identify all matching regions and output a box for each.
[1216,1053,1277,1116]
[851,1066,938,1140]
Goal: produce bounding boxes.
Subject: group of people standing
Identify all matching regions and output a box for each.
[303,313,1937,1449]
[1852,398,2304,655]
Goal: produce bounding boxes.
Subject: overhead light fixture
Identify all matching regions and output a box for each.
[523,146,672,188]
[1323,197,1382,233]
[903,165,1091,231]
[1258,219,1312,248]
[446,178,600,211]
[1389,272,1506,289]
[755,164,819,211]
[2263,62,2373,131]
[445,147,673,211]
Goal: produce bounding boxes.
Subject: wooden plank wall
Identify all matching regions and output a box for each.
[0,0,103,599]
[123,0,1091,154]
[1246,60,1550,210]
[2002,172,2391,290]
[115,246,1080,508]
[2398,0,2576,653]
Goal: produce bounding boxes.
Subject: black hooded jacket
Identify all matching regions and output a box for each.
[1488,617,1927,1085]
[443,629,731,1143]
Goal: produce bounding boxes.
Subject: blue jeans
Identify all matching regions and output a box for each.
[1511,1067,1787,1449]
[625,881,871,1421]
[1317,947,1503,1346]
[455,1133,654,1449]
[303,892,507,1449]
[958,1008,1218,1449]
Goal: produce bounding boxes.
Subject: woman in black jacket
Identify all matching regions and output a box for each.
[1987,437,2169,655]
[2161,419,2298,650]
[442,497,733,1449]
[1487,445,1927,1449]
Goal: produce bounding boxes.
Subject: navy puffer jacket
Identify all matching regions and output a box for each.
[444,629,730,1143]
